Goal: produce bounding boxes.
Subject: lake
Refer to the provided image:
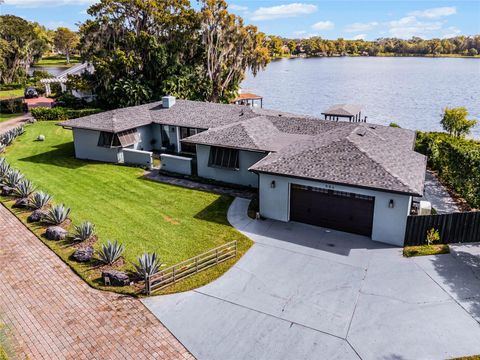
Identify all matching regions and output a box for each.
[241,57,480,137]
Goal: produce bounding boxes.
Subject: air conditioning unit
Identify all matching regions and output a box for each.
[418,201,432,215]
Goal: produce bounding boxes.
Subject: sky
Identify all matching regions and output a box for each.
[0,0,479,40]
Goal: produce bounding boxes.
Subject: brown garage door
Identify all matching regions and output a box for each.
[290,184,375,237]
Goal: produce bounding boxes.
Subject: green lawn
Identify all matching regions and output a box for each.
[1,122,253,295]
[36,56,80,66]
[0,89,23,99]
[0,113,23,123]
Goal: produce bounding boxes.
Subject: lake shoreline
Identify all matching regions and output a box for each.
[272,53,480,60]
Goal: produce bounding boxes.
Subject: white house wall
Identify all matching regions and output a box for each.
[72,128,121,163]
[258,173,411,246]
[132,125,154,151]
[196,144,266,188]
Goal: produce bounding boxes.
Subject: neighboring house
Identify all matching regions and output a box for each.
[60,96,427,246]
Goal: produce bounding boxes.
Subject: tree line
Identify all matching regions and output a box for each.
[1,0,270,107]
[266,35,480,58]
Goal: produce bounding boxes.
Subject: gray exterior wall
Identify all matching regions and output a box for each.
[72,128,122,163]
[196,144,266,188]
[160,154,192,175]
[258,173,412,247]
[132,125,154,151]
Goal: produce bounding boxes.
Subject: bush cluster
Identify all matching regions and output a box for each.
[31,107,102,121]
[0,97,24,114]
[416,131,480,208]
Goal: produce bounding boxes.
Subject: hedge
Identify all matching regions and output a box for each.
[416,131,480,208]
[0,97,24,114]
[31,107,103,121]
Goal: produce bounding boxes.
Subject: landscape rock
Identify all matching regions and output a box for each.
[72,247,94,262]
[27,209,48,222]
[1,186,14,196]
[102,270,130,287]
[45,226,68,240]
[13,197,29,208]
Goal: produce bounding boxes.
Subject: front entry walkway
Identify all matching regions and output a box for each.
[144,198,480,360]
[0,205,192,360]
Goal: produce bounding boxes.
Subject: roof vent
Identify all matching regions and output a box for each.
[162,96,176,109]
[356,127,367,136]
[369,125,376,129]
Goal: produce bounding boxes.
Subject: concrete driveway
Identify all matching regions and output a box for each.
[143,198,480,360]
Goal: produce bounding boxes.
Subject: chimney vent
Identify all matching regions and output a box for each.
[162,96,176,109]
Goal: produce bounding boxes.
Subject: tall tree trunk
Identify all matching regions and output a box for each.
[66,50,70,64]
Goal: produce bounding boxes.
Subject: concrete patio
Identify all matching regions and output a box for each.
[143,198,480,360]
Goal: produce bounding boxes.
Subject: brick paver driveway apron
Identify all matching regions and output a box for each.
[0,205,193,359]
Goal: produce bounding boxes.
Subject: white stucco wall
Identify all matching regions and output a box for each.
[160,154,192,175]
[123,148,152,167]
[196,145,266,188]
[72,128,122,163]
[258,173,412,246]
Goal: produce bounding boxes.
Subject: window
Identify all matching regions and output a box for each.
[180,127,204,153]
[97,131,120,147]
[97,129,139,148]
[208,146,239,170]
[117,128,140,147]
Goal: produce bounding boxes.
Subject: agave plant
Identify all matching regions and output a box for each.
[3,169,23,187]
[29,191,52,210]
[73,221,95,242]
[134,252,162,278]
[14,179,35,198]
[44,204,71,225]
[98,240,125,265]
[0,159,10,179]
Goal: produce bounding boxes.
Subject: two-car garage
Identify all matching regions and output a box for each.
[290,184,375,237]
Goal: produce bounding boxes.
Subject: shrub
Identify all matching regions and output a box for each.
[31,107,68,121]
[31,106,103,121]
[134,252,162,278]
[45,204,71,225]
[0,97,23,114]
[29,191,52,209]
[426,228,440,245]
[416,131,480,208]
[73,221,95,242]
[14,179,35,198]
[389,122,401,128]
[98,240,125,265]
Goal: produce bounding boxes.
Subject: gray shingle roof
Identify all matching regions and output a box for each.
[249,123,426,196]
[322,104,364,117]
[60,100,259,133]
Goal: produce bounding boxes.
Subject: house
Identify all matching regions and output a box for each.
[60,96,427,246]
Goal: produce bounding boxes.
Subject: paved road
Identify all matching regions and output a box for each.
[144,198,480,360]
[0,199,192,358]
[0,114,32,134]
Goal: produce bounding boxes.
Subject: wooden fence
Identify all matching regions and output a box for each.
[145,240,237,295]
[404,212,480,246]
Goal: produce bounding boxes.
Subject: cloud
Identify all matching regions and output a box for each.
[345,22,379,33]
[441,26,461,38]
[4,0,94,7]
[408,6,456,19]
[311,21,334,31]
[229,4,248,12]
[352,34,367,40]
[388,16,443,38]
[250,3,317,21]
